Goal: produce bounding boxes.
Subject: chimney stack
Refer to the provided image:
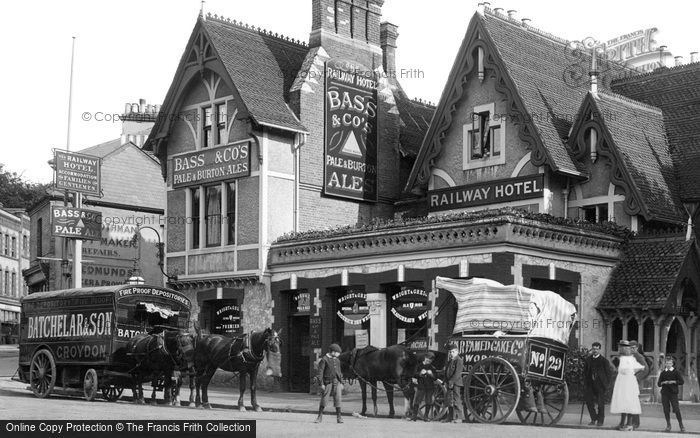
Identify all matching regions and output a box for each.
[493,7,504,15]
[380,22,398,75]
[507,9,517,20]
[521,18,531,26]
[310,0,384,48]
[675,56,683,66]
[691,52,698,63]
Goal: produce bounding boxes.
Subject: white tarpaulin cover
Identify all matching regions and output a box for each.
[436,277,577,345]
[142,302,179,319]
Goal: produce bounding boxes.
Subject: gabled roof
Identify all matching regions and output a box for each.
[569,92,684,223]
[395,96,434,158]
[598,236,696,309]
[78,138,125,159]
[202,16,309,133]
[612,62,700,202]
[405,8,604,193]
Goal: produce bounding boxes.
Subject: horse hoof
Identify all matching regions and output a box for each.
[254,406,263,413]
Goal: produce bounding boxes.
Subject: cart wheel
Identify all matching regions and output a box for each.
[102,386,124,402]
[83,369,99,401]
[417,384,449,421]
[29,349,56,398]
[465,357,520,424]
[516,382,569,425]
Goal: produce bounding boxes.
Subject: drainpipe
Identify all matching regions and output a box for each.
[293,133,307,233]
[563,178,570,219]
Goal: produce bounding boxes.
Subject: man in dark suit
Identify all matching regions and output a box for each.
[314,343,344,424]
[442,342,464,423]
[583,341,613,426]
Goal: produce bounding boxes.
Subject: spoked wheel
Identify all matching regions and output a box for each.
[417,384,449,421]
[102,385,124,402]
[464,357,520,424]
[83,368,99,401]
[30,349,56,398]
[516,382,569,425]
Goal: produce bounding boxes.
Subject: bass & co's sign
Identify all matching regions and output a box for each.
[51,206,102,241]
[324,59,378,202]
[171,140,250,188]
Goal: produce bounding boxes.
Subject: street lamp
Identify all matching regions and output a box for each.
[131,225,178,283]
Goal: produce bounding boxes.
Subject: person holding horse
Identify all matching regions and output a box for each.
[314,343,344,424]
[411,351,438,421]
[442,342,464,423]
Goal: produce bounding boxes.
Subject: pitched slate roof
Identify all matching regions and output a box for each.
[592,92,684,223]
[480,9,590,176]
[612,63,700,202]
[598,236,694,309]
[202,16,308,132]
[396,96,434,158]
[79,138,124,159]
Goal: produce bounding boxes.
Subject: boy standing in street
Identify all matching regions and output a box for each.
[314,343,344,424]
[411,351,438,421]
[658,356,685,433]
[442,342,464,423]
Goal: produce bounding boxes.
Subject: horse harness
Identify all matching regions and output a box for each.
[226,330,280,364]
[347,347,412,394]
[128,332,189,372]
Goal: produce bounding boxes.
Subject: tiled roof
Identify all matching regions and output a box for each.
[598,236,694,309]
[202,16,308,133]
[78,138,124,159]
[612,63,700,201]
[592,92,684,223]
[480,10,591,176]
[396,96,434,158]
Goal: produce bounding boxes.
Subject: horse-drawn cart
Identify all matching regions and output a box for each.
[436,277,576,425]
[17,285,191,402]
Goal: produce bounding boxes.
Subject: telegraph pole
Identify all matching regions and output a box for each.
[66,36,82,288]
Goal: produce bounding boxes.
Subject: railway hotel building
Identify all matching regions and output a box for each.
[145,1,700,398]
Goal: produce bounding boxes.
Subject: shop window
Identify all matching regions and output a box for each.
[387,284,429,349]
[463,102,505,169]
[227,182,236,245]
[334,287,370,351]
[205,185,222,247]
[191,188,200,249]
[581,204,609,223]
[611,319,623,351]
[643,318,654,353]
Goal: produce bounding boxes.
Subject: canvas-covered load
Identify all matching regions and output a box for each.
[436,277,577,345]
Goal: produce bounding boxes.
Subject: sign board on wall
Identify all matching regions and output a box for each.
[428,174,544,212]
[290,291,311,315]
[51,207,102,241]
[211,300,241,336]
[337,291,370,325]
[171,140,251,188]
[310,316,322,348]
[324,59,378,202]
[54,150,102,196]
[391,287,429,324]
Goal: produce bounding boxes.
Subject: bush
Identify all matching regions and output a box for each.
[566,347,589,401]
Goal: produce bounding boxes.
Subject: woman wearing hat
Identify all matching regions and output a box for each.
[314,343,344,424]
[610,340,645,431]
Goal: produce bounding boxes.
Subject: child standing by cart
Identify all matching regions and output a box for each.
[658,356,685,433]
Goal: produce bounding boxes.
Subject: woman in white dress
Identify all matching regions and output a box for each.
[610,340,645,431]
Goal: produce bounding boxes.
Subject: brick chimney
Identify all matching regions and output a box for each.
[310,0,384,48]
[380,22,398,74]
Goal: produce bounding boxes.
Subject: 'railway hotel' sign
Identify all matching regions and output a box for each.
[324,59,378,202]
[54,150,102,196]
[171,140,250,188]
[428,174,544,212]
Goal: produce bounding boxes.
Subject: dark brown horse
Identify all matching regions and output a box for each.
[125,330,196,405]
[338,345,418,418]
[193,328,282,410]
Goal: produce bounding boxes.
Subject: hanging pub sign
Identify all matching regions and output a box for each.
[54,150,102,197]
[211,300,241,336]
[171,139,251,188]
[290,290,311,315]
[324,58,378,202]
[391,287,429,324]
[337,291,370,325]
[50,206,102,241]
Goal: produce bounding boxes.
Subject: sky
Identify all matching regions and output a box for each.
[1,0,698,184]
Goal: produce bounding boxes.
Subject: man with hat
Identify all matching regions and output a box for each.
[411,351,439,421]
[314,343,344,423]
[442,342,464,423]
[583,341,613,426]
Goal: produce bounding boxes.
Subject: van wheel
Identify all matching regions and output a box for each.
[83,368,99,401]
[30,349,56,398]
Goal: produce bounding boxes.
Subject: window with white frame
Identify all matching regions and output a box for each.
[463,103,506,169]
[202,102,227,149]
[190,183,237,249]
[580,204,609,223]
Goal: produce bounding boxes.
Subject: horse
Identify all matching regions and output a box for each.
[338,344,418,418]
[193,327,282,410]
[125,329,196,405]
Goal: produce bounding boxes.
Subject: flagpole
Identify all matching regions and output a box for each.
[66,36,82,288]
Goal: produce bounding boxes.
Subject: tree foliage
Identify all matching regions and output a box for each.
[0,163,48,210]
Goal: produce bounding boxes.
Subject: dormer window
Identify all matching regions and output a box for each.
[581,204,609,223]
[463,103,506,169]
